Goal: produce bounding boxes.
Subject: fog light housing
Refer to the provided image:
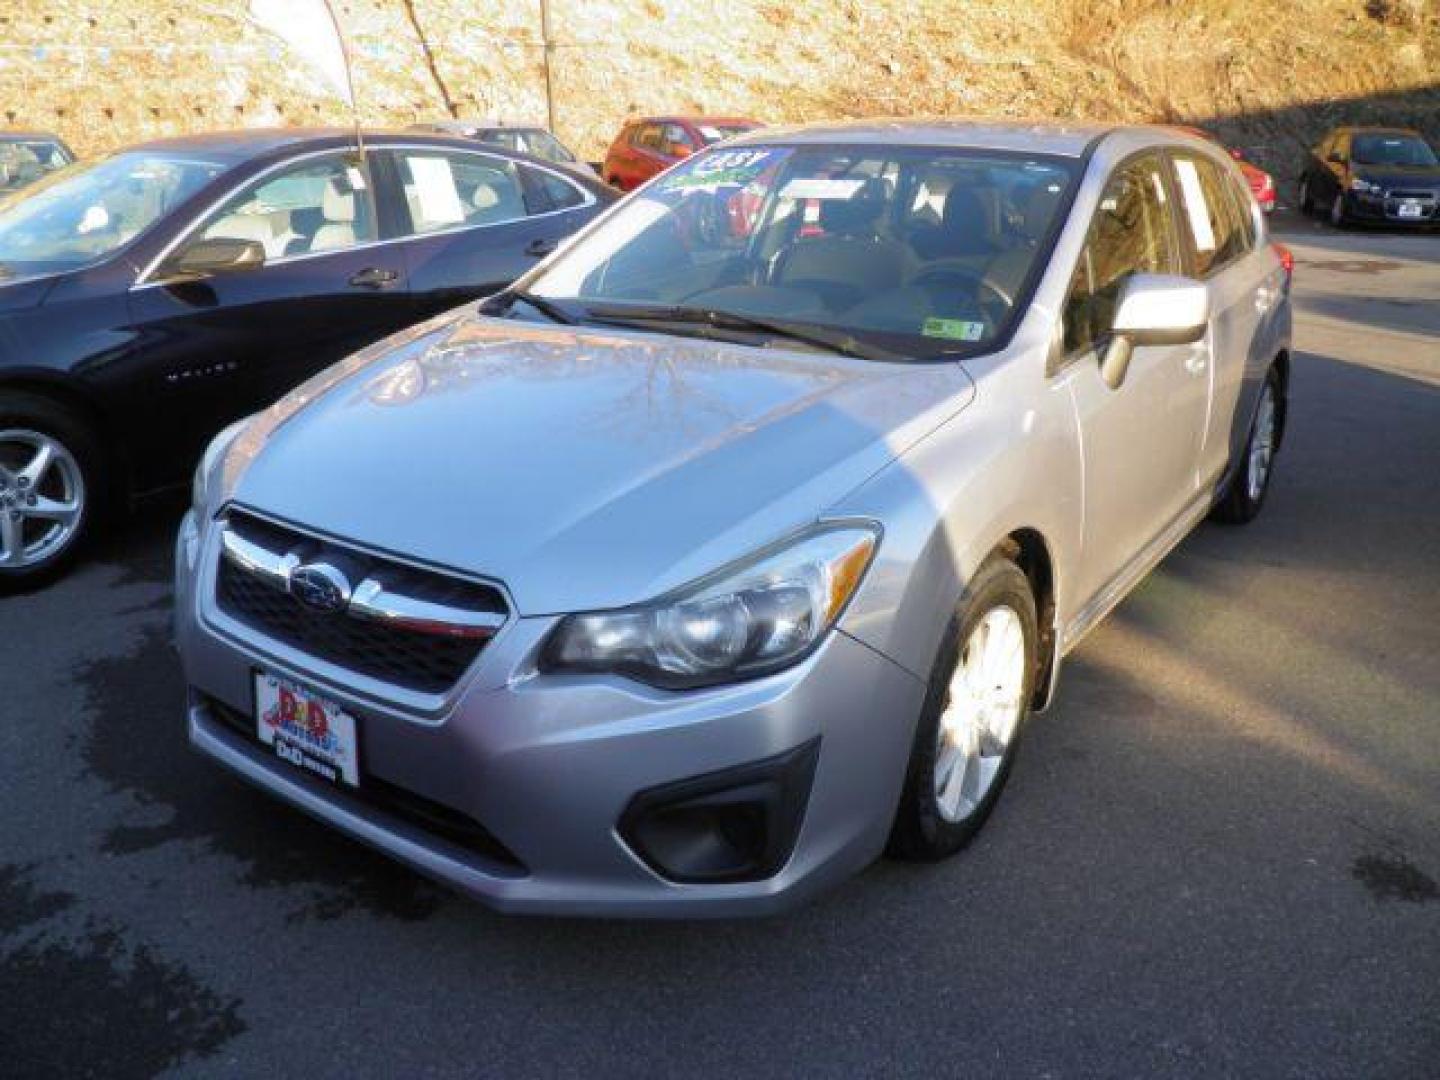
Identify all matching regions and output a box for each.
[619,739,821,884]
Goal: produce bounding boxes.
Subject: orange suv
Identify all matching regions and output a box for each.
[602,116,761,191]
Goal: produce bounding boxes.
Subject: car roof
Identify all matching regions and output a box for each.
[115,127,543,163]
[721,117,1133,158]
[1332,126,1425,138]
[628,116,760,127]
[415,120,551,133]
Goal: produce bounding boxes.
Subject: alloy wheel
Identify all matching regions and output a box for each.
[933,605,1026,823]
[1246,383,1277,503]
[0,429,85,569]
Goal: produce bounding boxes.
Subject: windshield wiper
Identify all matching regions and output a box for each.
[480,288,579,325]
[583,303,902,363]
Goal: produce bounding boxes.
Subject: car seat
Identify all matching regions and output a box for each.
[771,177,913,312]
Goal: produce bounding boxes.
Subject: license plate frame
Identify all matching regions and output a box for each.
[254,671,361,789]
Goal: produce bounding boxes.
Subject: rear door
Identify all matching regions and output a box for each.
[1059,152,1212,609]
[381,146,598,319]
[126,150,413,467]
[1169,150,1278,486]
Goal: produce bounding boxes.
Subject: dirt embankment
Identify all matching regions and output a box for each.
[2,0,1436,183]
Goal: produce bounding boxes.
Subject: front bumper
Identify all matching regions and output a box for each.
[1344,189,1439,225]
[176,514,925,917]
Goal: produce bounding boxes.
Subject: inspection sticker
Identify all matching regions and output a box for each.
[922,318,986,342]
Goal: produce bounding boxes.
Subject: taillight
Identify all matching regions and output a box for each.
[1273,242,1294,289]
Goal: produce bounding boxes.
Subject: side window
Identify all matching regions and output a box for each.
[1225,170,1258,252]
[391,150,529,233]
[197,155,376,258]
[521,165,586,213]
[1172,155,1242,277]
[1062,155,1177,356]
[662,124,695,153]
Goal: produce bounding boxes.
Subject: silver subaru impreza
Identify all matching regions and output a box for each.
[176,120,1291,916]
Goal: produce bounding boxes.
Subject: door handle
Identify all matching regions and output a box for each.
[349,267,399,289]
[525,237,559,258]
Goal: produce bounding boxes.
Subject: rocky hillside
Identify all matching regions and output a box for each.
[2,0,1436,182]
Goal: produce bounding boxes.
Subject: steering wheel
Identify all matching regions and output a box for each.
[909,261,1015,324]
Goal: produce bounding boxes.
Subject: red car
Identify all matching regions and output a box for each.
[602,116,762,191]
[1174,126,1276,212]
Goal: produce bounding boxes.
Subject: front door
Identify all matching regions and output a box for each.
[1057,152,1212,611]
[126,152,412,478]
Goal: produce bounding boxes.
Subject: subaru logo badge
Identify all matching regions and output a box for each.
[289,562,352,614]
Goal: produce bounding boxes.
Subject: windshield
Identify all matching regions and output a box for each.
[479,129,576,164]
[1352,134,1438,167]
[0,151,228,276]
[0,140,73,195]
[525,143,1077,359]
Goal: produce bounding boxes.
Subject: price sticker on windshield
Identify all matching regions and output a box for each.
[922,318,986,342]
[659,148,783,190]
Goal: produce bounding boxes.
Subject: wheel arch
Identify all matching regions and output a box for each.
[992,528,1060,711]
[0,372,131,499]
[1271,349,1290,449]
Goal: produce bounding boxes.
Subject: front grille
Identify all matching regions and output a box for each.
[215,510,507,695]
[1389,190,1435,201]
[206,696,525,871]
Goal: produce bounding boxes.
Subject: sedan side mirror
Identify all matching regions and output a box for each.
[160,237,266,282]
[1100,274,1209,390]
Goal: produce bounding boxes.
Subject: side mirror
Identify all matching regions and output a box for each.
[667,143,694,159]
[160,237,266,282]
[1327,151,1345,165]
[1229,147,1246,161]
[1100,273,1209,390]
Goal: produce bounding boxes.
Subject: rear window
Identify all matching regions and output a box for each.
[1172,155,1246,277]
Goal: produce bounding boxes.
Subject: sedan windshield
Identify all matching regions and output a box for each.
[1352,134,1438,167]
[696,123,759,146]
[478,128,576,164]
[0,139,73,195]
[0,151,229,276]
[526,144,1077,359]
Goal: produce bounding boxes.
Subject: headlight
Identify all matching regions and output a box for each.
[191,419,248,519]
[1351,176,1383,196]
[544,524,879,689]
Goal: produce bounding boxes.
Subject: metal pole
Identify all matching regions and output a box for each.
[539,0,557,133]
[321,0,365,165]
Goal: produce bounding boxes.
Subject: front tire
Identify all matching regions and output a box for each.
[1330,192,1348,228]
[0,393,106,591]
[1298,176,1314,215]
[1211,367,1282,525]
[888,556,1037,861]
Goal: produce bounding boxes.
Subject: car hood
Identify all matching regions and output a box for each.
[226,315,974,614]
[1353,164,1440,189]
[0,273,59,313]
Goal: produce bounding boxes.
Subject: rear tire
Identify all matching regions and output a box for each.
[887,557,1037,861]
[1211,367,1282,525]
[0,393,107,592]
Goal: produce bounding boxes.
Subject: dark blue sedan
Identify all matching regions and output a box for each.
[0,128,615,587]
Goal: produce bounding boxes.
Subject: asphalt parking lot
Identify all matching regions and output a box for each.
[2,213,1436,1079]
